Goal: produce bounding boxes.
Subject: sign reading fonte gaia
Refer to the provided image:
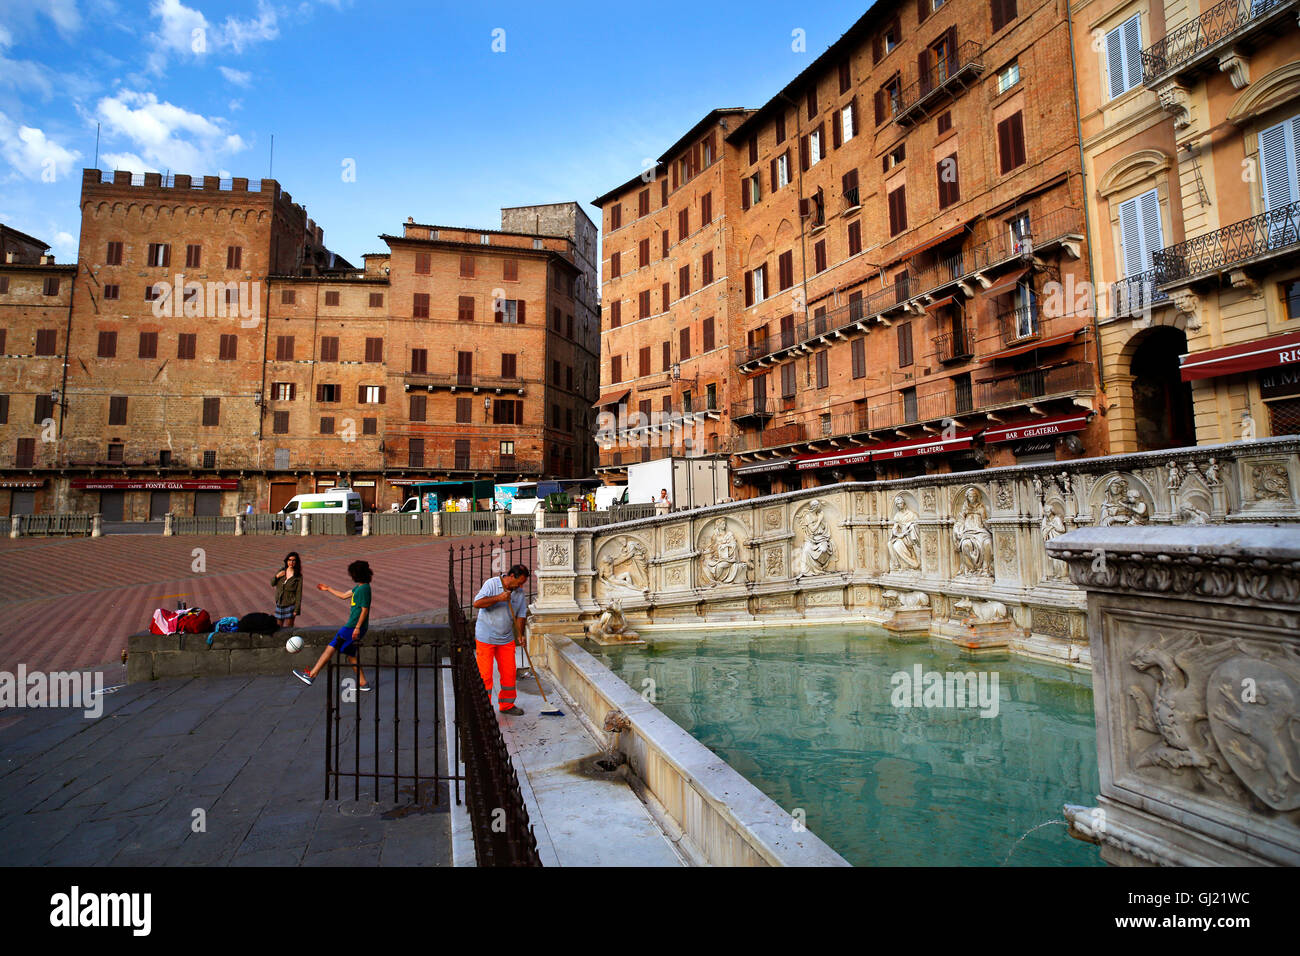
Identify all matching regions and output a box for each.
[69,479,240,491]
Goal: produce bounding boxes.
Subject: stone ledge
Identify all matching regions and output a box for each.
[126,625,453,682]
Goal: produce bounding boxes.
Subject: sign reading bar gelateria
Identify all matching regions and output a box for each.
[983,412,1091,444]
[70,478,239,491]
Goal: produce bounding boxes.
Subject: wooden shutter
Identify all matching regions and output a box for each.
[516,300,525,323]
[680,327,690,360]
[771,158,779,192]
[745,271,754,307]
[833,109,842,149]
[898,322,914,366]
[817,351,829,388]
[703,317,714,352]
[875,90,885,126]
[742,178,751,210]
[800,134,810,171]
[1010,113,1026,168]
[873,34,882,63]
[918,0,929,23]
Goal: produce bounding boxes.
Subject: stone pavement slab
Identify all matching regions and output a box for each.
[0,670,452,867]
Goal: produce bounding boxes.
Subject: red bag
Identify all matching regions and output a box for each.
[175,608,212,633]
[150,608,179,635]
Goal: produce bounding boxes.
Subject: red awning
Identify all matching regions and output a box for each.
[794,446,874,471]
[70,478,240,490]
[0,479,44,488]
[925,294,958,312]
[735,457,794,475]
[983,329,1078,362]
[1179,331,1300,382]
[869,429,980,461]
[593,388,630,407]
[983,412,1092,444]
[983,267,1030,299]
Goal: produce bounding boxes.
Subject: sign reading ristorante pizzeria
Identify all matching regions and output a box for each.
[70,478,240,491]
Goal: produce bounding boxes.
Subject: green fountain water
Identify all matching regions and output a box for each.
[584,624,1103,867]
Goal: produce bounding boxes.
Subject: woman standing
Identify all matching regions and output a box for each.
[272,552,304,628]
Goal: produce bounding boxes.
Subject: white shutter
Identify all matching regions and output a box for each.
[1138,189,1163,271]
[1105,25,1125,99]
[1122,15,1143,91]
[1119,195,1144,276]
[1259,117,1299,213]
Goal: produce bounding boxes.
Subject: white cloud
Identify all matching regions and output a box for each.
[0,24,12,48]
[46,0,83,36]
[219,66,251,86]
[51,230,77,256]
[95,91,246,176]
[228,98,243,112]
[146,0,278,73]
[0,112,81,181]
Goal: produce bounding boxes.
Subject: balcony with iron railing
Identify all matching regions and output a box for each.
[842,186,861,212]
[1153,200,1300,287]
[977,362,1095,410]
[1140,0,1296,85]
[403,373,528,394]
[1112,269,1172,318]
[935,325,976,363]
[997,305,1042,348]
[894,41,986,126]
[731,397,775,424]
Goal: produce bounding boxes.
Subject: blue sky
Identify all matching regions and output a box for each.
[1,0,869,266]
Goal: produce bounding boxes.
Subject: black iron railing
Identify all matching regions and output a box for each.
[978,362,1094,407]
[895,41,985,121]
[1141,0,1290,82]
[731,397,774,421]
[1113,269,1171,317]
[935,326,975,363]
[1153,200,1300,284]
[998,305,1041,347]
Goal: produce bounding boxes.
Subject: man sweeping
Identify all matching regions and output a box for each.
[471,564,530,716]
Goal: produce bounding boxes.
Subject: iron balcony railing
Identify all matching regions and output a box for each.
[1153,200,1300,285]
[843,186,861,210]
[1140,0,1292,83]
[998,305,1041,348]
[894,41,986,123]
[404,373,526,393]
[978,362,1094,408]
[731,397,774,422]
[1113,269,1171,317]
[935,326,975,363]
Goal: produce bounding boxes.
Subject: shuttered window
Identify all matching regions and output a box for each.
[639,347,650,376]
[679,327,691,360]
[781,362,797,398]
[814,240,827,273]
[849,221,862,255]
[702,317,715,352]
[1105,15,1143,99]
[177,333,196,359]
[888,186,908,235]
[138,332,158,358]
[997,112,1027,173]
[411,348,428,373]
[413,293,430,318]
[273,411,289,434]
[202,397,220,426]
[98,331,117,358]
[320,336,339,362]
[679,264,691,297]
[639,290,652,318]
[701,191,712,225]
[108,396,127,426]
[364,337,383,363]
[276,335,294,361]
[937,153,960,208]
[610,251,620,278]
[702,251,714,286]
[898,322,914,367]
[1118,188,1165,276]
[778,251,794,291]
[991,0,1017,32]
[816,350,829,388]
[458,295,474,322]
[610,300,621,328]
[639,238,650,266]
[35,329,57,355]
[1260,114,1300,216]
[852,338,866,379]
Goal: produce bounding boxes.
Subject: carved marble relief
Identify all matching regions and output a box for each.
[1251,463,1292,502]
[764,547,784,577]
[763,508,782,530]
[544,543,570,568]
[1041,501,1069,579]
[952,487,994,578]
[698,518,749,587]
[665,525,686,551]
[886,493,921,572]
[922,489,936,512]
[995,480,1013,510]
[594,536,651,597]
[1097,476,1151,526]
[791,499,837,577]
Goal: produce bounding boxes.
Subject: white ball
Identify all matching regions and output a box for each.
[286,635,304,653]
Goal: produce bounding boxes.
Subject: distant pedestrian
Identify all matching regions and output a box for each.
[471,564,530,716]
[293,560,372,691]
[272,551,303,628]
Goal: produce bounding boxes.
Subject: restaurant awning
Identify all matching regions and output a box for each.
[982,411,1092,444]
[982,329,1078,362]
[1179,331,1300,382]
[794,446,874,471]
[593,388,630,407]
[70,478,240,490]
[734,457,794,476]
[868,429,980,461]
[983,266,1030,299]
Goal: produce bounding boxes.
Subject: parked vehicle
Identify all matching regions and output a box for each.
[280,490,363,531]
[594,485,628,510]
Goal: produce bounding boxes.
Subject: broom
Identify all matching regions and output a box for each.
[519,628,563,717]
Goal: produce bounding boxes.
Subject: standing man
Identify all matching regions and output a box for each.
[471,563,530,716]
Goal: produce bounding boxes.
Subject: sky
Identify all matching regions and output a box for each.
[0,0,871,267]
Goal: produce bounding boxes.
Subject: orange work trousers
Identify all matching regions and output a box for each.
[476,640,517,712]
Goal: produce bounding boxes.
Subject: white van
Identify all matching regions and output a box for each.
[280,490,363,532]
[594,485,628,511]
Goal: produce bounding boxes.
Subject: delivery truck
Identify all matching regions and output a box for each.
[626,457,729,509]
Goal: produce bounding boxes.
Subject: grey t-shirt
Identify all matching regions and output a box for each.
[473,577,528,645]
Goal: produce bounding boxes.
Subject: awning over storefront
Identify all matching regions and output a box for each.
[982,266,1030,299]
[70,478,240,490]
[983,411,1092,444]
[1179,331,1300,382]
[734,457,795,476]
[794,446,874,471]
[593,388,631,407]
[982,329,1078,363]
[868,430,979,461]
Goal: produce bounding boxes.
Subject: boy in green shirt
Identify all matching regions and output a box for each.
[293,560,372,691]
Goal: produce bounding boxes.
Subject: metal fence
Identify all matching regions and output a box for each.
[373,512,437,535]
[576,511,613,528]
[450,536,537,615]
[243,513,292,535]
[505,515,535,534]
[609,503,659,522]
[171,515,237,535]
[13,513,93,535]
[442,512,472,537]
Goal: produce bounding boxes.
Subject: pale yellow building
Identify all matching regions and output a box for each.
[1073,0,1300,451]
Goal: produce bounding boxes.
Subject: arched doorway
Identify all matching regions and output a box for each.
[1130,326,1195,451]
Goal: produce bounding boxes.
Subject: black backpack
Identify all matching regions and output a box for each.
[238,612,280,634]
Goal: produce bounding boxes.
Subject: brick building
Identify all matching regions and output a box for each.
[593,109,752,481]
[1075,0,1300,452]
[596,0,1102,496]
[0,170,598,518]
